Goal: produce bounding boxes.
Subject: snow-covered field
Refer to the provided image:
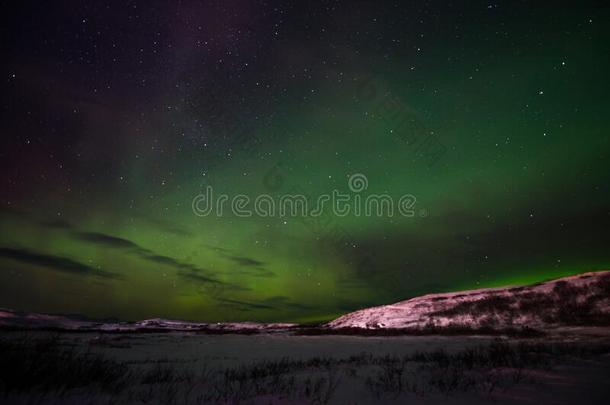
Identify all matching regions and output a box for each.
[2,330,610,404]
[61,331,500,368]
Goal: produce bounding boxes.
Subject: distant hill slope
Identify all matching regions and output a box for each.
[326,271,610,330]
[0,309,296,333]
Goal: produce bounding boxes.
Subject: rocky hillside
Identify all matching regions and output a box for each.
[327,271,610,330]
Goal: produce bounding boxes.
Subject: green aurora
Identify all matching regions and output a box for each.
[1,1,609,322]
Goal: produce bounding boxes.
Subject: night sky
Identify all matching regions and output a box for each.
[1,1,609,323]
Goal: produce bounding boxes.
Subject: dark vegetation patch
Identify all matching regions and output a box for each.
[366,340,610,399]
[433,295,516,318]
[2,334,609,403]
[0,335,130,396]
[430,276,610,327]
[296,325,545,338]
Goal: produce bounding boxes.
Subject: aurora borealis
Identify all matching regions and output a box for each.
[1,0,609,323]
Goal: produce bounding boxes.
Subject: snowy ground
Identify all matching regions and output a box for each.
[2,329,610,404]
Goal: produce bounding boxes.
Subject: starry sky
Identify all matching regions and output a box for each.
[1,0,609,323]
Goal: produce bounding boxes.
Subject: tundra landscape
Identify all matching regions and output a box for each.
[2,1,609,403]
[2,272,610,404]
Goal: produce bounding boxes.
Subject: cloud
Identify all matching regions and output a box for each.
[260,296,313,310]
[71,231,220,282]
[5,213,251,291]
[136,214,193,237]
[213,295,312,312]
[76,231,147,252]
[178,271,221,285]
[0,247,120,279]
[227,256,265,266]
[206,281,251,292]
[184,273,253,301]
[205,245,266,267]
[146,254,200,272]
[28,217,204,277]
[215,298,275,310]
[228,267,276,278]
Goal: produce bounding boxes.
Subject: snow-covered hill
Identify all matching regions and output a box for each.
[327,271,610,330]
